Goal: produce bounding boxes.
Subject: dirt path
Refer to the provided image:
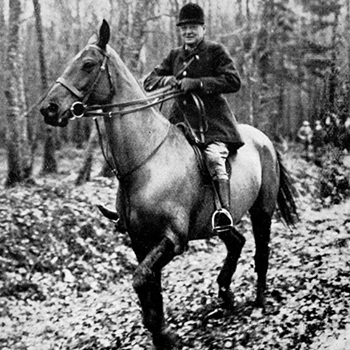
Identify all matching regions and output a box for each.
[2,194,349,350]
[1,163,349,350]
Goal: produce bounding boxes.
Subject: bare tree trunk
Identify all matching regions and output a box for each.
[0,1,6,144]
[277,74,284,136]
[347,1,350,117]
[75,126,98,185]
[245,0,254,125]
[0,0,6,98]
[116,0,129,61]
[33,0,47,92]
[5,0,33,187]
[33,0,58,174]
[328,11,339,114]
[129,1,157,76]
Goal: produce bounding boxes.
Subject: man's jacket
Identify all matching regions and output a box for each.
[143,39,243,148]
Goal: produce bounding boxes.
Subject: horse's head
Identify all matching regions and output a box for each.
[40,20,113,127]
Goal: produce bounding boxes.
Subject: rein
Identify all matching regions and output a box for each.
[81,87,184,118]
[55,44,183,181]
[94,117,171,181]
[55,44,200,181]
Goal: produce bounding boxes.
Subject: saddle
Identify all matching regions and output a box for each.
[175,118,234,234]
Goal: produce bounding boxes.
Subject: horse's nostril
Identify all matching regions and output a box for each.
[47,103,58,114]
[41,102,59,118]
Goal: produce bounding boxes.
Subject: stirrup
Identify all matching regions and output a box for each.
[212,208,234,234]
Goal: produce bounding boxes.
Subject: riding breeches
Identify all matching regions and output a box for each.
[204,141,230,181]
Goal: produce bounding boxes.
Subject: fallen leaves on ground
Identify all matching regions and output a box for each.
[0,152,349,350]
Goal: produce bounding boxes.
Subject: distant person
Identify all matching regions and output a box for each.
[297,121,313,160]
[313,120,326,150]
[143,3,243,233]
[312,120,326,165]
[325,112,340,146]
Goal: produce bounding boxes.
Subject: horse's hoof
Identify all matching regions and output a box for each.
[218,287,235,310]
[254,293,266,309]
[152,328,181,350]
[254,291,265,310]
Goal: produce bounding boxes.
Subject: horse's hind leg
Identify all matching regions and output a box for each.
[250,208,272,308]
[217,228,246,309]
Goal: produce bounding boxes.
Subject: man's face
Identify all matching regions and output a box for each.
[179,24,206,47]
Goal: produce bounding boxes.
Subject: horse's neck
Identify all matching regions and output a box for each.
[104,49,170,177]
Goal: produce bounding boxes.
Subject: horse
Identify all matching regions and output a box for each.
[40,20,298,350]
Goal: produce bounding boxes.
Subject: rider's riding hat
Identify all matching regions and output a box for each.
[177,3,205,26]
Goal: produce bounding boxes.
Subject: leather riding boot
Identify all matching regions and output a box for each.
[215,178,231,210]
[212,178,234,233]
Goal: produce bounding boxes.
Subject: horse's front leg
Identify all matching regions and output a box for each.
[132,234,180,350]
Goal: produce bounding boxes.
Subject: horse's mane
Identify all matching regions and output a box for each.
[105,44,144,93]
[104,43,170,124]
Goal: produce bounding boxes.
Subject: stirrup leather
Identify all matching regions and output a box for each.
[212,208,234,234]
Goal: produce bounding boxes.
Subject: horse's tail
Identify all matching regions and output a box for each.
[276,151,299,228]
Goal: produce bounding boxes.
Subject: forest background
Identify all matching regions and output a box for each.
[1,1,350,349]
[1,0,350,185]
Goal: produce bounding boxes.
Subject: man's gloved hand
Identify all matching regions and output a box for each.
[178,78,202,92]
[161,76,178,88]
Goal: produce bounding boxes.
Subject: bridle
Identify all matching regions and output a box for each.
[55,44,184,181]
[54,44,204,180]
[56,44,184,120]
[56,45,112,119]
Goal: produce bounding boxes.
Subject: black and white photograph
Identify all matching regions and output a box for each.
[0,1,349,349]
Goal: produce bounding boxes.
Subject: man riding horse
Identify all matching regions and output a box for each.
[40,17,298,349]
[144,3,244,235]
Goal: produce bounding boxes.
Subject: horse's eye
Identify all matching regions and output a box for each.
[82,61,96,71]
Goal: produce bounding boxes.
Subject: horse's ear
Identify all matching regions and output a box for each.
[97,19,110,49]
